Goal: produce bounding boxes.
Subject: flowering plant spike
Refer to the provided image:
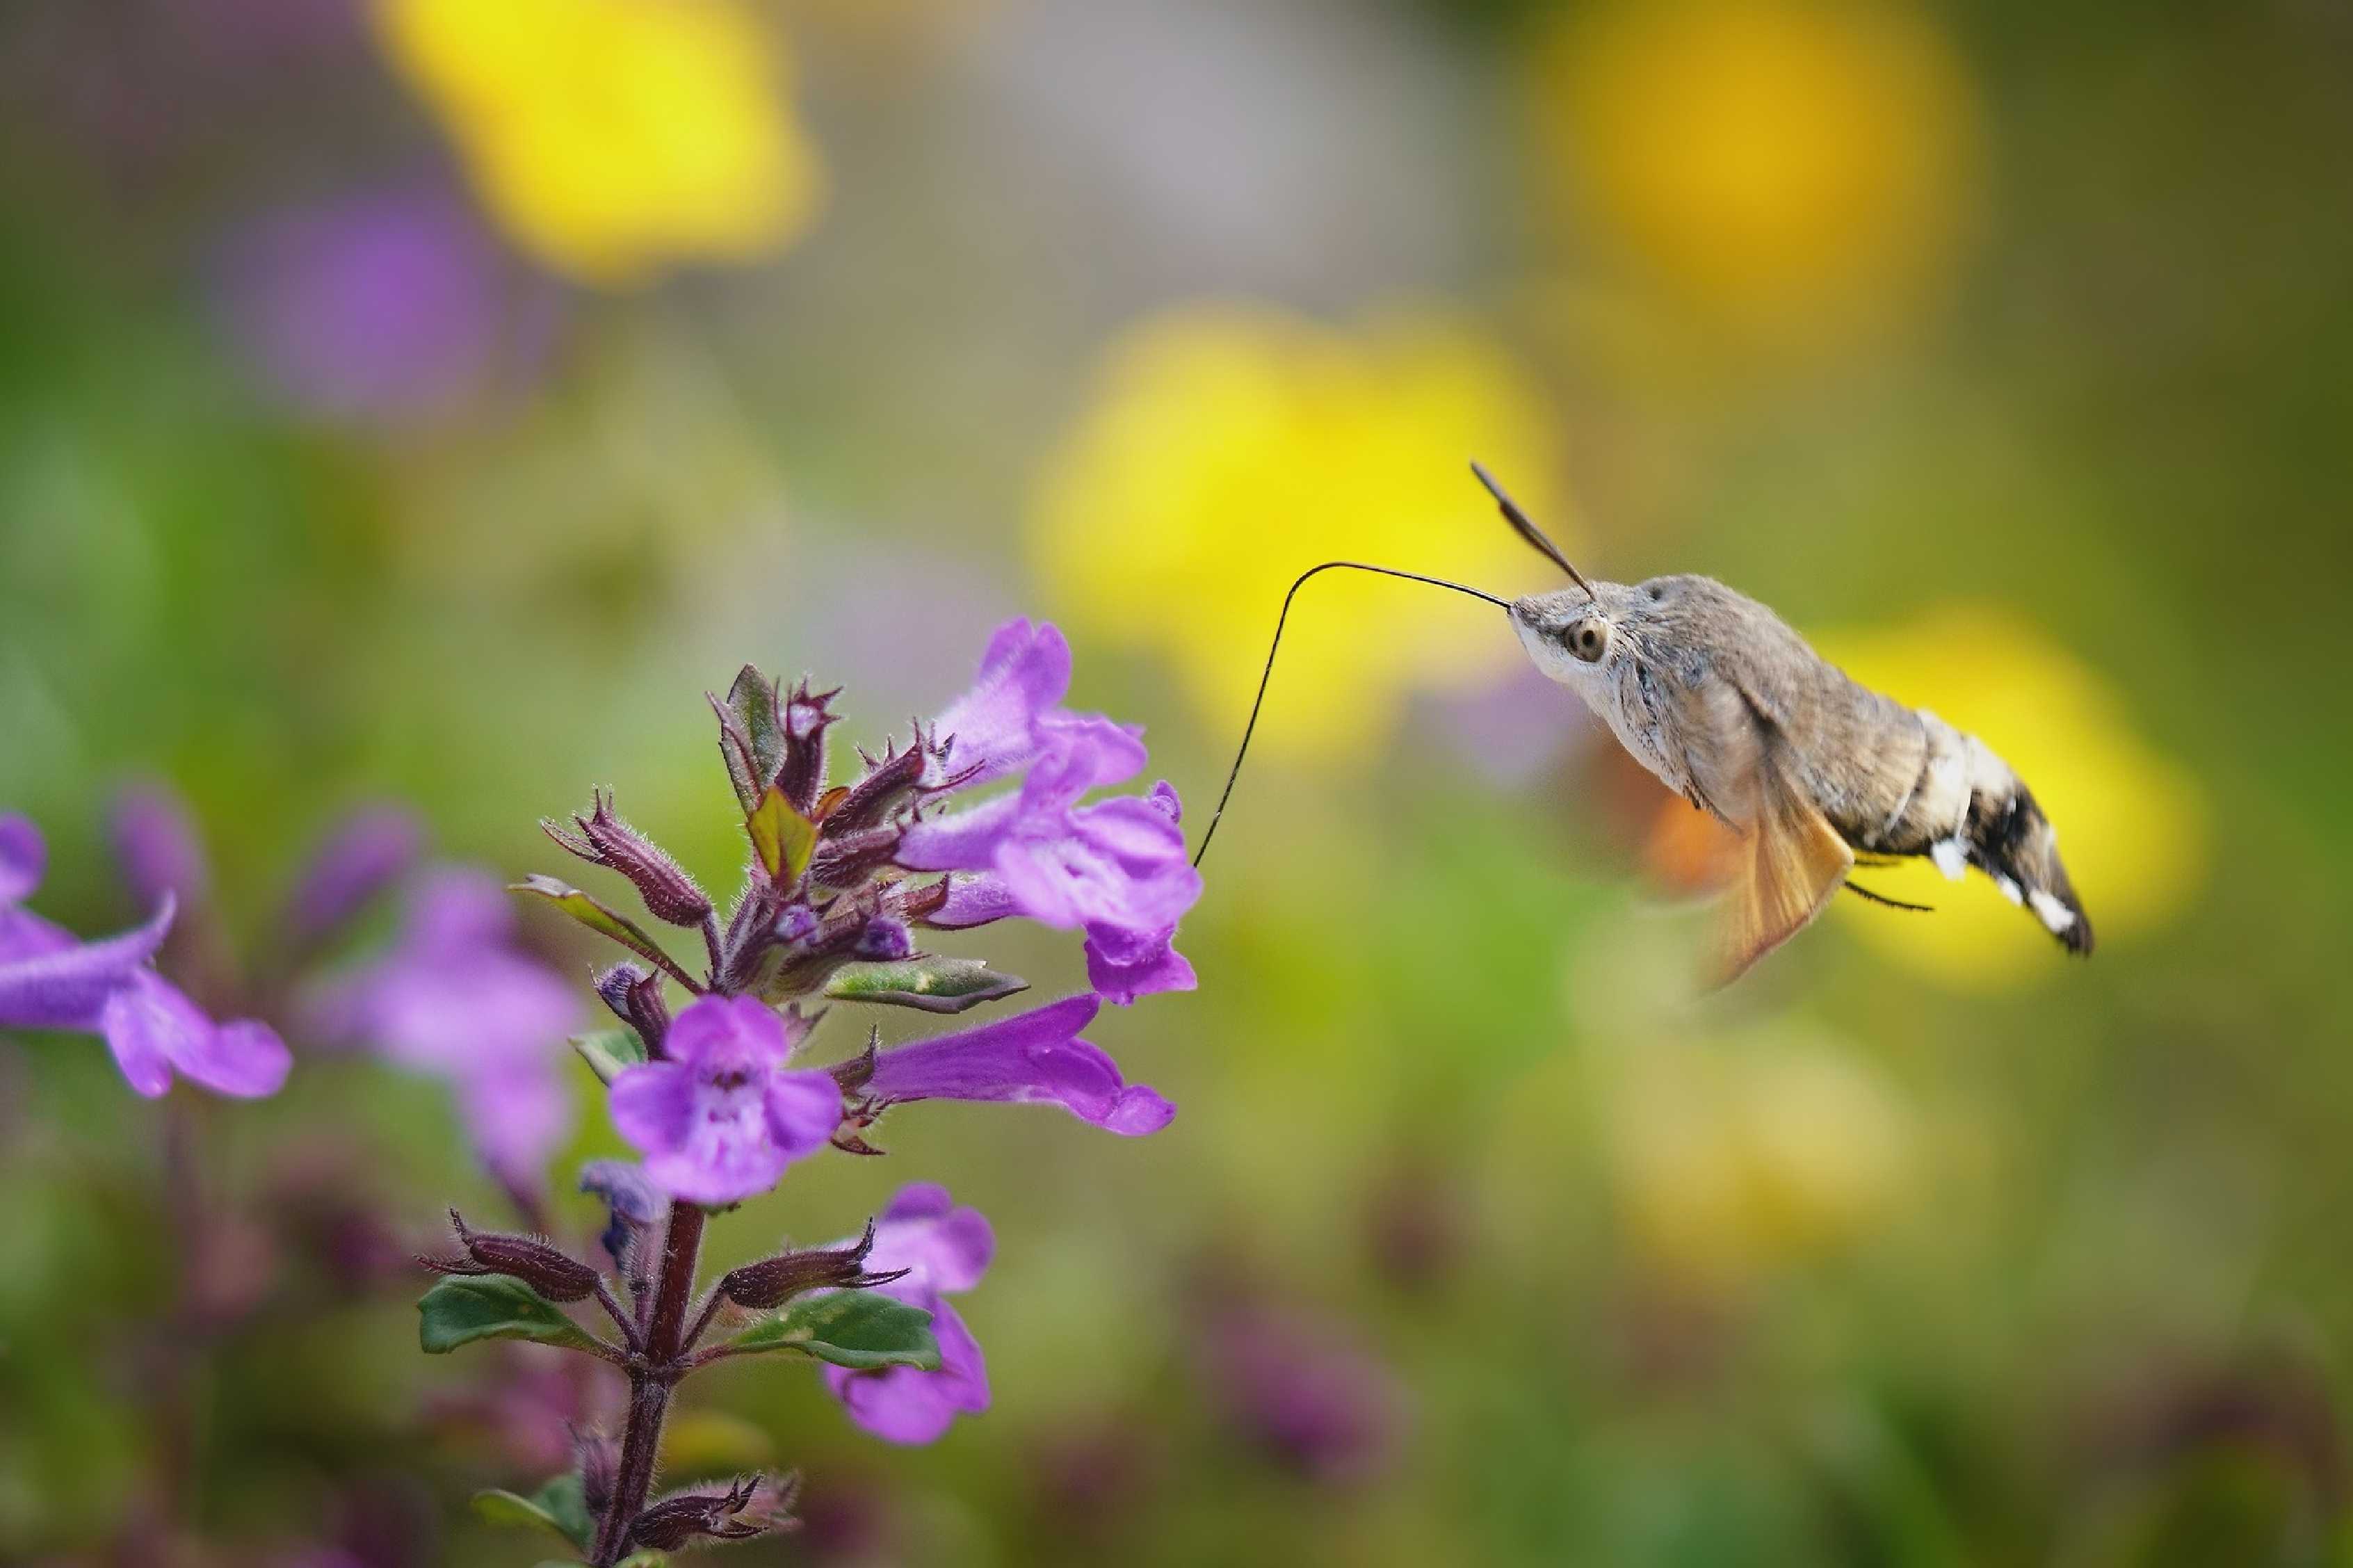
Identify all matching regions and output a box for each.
[412,619,1199,1563]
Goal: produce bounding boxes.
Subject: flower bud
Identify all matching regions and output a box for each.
[580,1159,663,1266]
[773,903,820,946]
[777,680,840,814]
[542,789,712,928]
[420,1210,601,1302]
[854,916,911,962]
[717,1219,908,1309]
[595,964,670,1056]
[629,1474,787,1550]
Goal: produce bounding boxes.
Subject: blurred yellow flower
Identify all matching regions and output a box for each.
[1818,605,2205,989]
[1530,0,1982,345]
[1608,1022,1915,1286]
[1031,304,1564,757]
[377,0,823,286]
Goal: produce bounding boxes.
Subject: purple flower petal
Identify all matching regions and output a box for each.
[405,866,520,956]
[926,620,1072,789]
[1032,712,1148,793]
[866,994,1172,1136]
[0,814,45,903]
[875,1183,996,1291]
[460,1058,574,1186]
[1083,924,1197,1007]
[110,785,212,912]
[97,970,183,1097]
[924,873,1019,930]
[0,895,176,1032]
[96,971,289,1099]
[823,1300,989,1444]
[894,793,1021,874]
[765,1067,848,1157]
[284,806,422,944]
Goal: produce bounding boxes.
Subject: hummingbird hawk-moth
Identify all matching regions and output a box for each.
[1193,464,2092,984]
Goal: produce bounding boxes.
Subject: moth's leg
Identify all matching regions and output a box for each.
[1844,880,1934,913]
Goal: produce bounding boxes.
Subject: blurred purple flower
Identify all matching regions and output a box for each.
[218,182,557,426]
[607,995,840,1204]
[309,867,579,1187]
[821,1184,992,1444]
[110,784,212,912]
[1,813,288,1098]
[1201,1301,1408,1485]
[898,620,1201,1005]
[284,807,424,947]
[859,992,1172,1135]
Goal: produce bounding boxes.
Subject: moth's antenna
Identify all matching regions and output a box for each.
[1471,460,1594,602]
[1190,562,1510,870]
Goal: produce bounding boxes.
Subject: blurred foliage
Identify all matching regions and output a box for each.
[3,0,2353,1565]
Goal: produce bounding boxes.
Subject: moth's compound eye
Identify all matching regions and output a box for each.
[1568,620,1608,663]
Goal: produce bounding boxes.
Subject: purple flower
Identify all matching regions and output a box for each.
[283,806,423,946]
[216,182,558,426]
[822,1184,992,1444]
[889,620,1200,1003]
[1201,1302,1409,1485]
[607,996,841,1205]
[900,748,1201,1005]
[1,814,288,1099]
[861,994,1172,1136]
[309,867,579,1186]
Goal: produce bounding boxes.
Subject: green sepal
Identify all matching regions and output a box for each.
[512,875,697,989]
[721,1289,943,1371]
[746,786,816,884]
[570,1027,647,1085]
[419,1273,601,1357]
[822,956,1028,1014]
[474,1472,594,1551]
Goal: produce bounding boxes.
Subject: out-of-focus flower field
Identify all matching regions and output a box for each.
[3,0,2350,1562]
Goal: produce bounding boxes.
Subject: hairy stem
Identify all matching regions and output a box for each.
[592,1200,706,1565]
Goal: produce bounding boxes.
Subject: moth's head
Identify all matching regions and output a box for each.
[1510,581,1642,688]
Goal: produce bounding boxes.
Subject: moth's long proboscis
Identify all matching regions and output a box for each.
[1190,562,1510,869]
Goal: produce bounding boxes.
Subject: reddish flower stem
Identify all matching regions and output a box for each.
[591,1199,706,1565]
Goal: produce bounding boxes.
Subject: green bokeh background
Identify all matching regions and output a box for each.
[3,1,2351,1564]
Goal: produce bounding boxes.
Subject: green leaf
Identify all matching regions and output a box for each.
[615,1554,668,1567]
[474,1473,594,1551]
[823,957,1028,1015]
[746,786,816,884]
[512,875,697,989]
[570,1028,647,1085]
[722,1289,942,1371]
[727,665,786,793]
[419,1273,601,1357]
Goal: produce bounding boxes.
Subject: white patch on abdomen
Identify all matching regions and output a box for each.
[1931,838,1968,880]
[2029,889,2076,932]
